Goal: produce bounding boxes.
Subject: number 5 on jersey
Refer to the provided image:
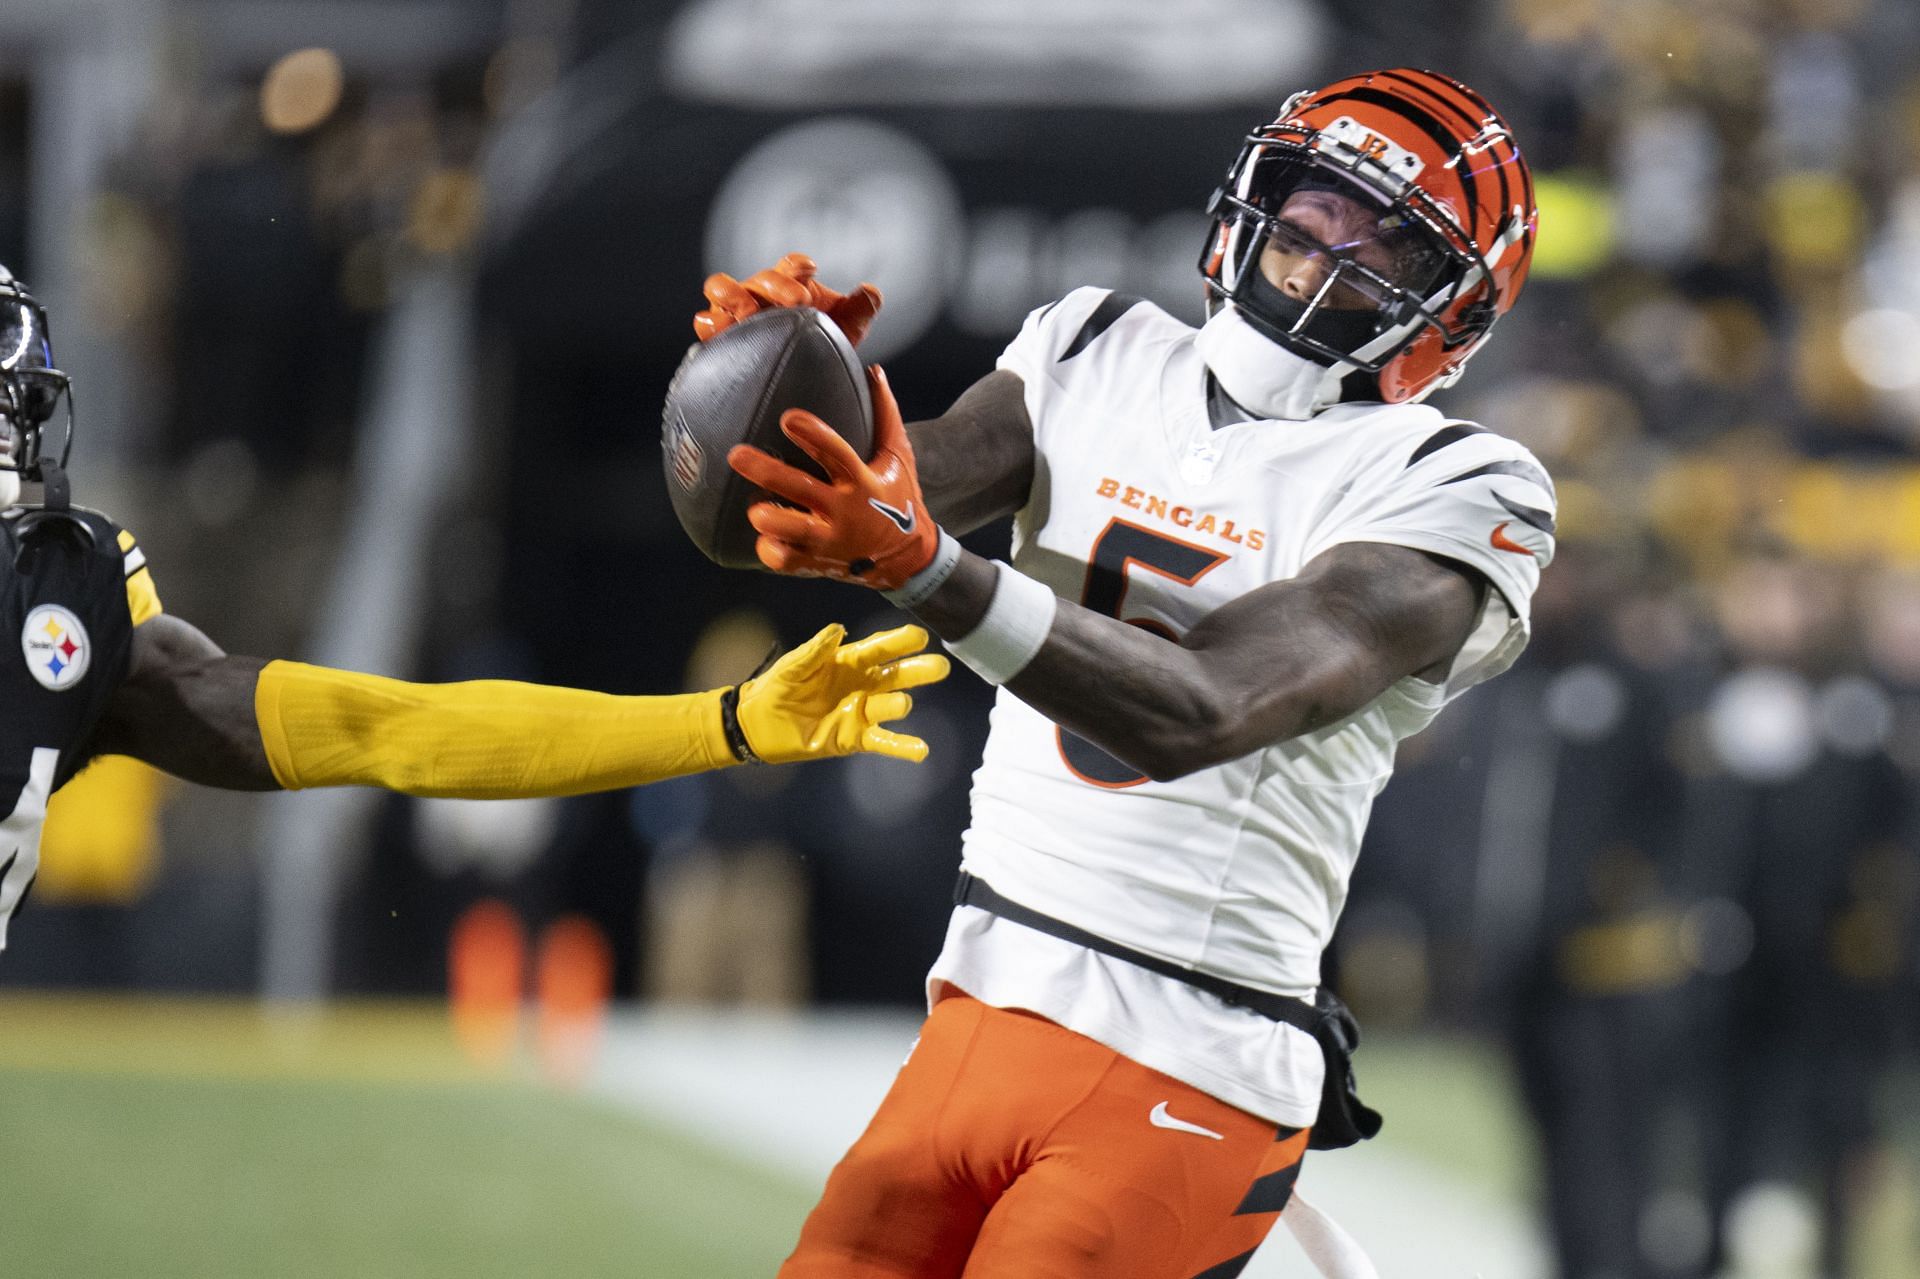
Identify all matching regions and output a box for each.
[1058,520,1229,787]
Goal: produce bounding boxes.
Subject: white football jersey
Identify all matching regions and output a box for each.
[927,287,1555,1125]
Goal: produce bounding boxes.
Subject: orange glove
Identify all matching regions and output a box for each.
[727,366,937,590]
[693,252,884,347]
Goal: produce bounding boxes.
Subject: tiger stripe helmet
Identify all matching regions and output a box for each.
[1200,68,1537,403]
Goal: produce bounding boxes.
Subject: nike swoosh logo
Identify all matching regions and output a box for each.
[1489,521,1535,557]
[869,497,916,535]
[1149,1101,1224,1140]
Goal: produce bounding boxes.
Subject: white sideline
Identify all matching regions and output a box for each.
[591,1008,1546,1277]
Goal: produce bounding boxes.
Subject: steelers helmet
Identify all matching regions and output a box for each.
[0,265,73,488]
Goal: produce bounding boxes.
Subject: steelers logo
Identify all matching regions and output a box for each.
[22,604,89,691]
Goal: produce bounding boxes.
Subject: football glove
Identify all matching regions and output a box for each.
[693,252,884,347]
[735,621,948,764]
[728,366,938,591]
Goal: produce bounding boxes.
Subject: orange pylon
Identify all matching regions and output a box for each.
[449,898,526,1068]
[534,914,613,1089]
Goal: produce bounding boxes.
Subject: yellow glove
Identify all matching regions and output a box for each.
[732,623,948,764]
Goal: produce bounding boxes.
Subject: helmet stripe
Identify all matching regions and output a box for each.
[1430,72,1502,122]
[1380,69,1498,144]
[1411,69,1485,106]
[1394,69,1507,139]
[1336,87,1480,222]
[1375,70,1515,235]
[1393,70,1534,255]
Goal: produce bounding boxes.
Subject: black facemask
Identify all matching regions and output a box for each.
[1236,266,1389,365]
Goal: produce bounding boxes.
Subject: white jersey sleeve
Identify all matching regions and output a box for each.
[1305,423,1556,694]
[995,287,1143,446]
[995,286,1121,380]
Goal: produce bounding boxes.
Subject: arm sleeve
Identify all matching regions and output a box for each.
[254,661,739,798]
[1307,431,1556,694]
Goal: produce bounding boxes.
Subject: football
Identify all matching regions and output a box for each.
[661,306,874,569]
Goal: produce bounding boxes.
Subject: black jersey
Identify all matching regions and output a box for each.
[0,506,159,948]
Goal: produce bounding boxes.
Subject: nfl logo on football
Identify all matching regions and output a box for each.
[665,408,704,493]
[21,603,89,692]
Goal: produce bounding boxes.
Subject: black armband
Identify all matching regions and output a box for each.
[717,685,763,764]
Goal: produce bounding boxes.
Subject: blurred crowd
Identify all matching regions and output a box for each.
[1369,2,1920,1272]
[3,0,1920,1273]
[1353,537,1920,1276]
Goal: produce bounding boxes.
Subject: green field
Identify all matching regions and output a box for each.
[0,995,814,1279]
[3,994,1915,1278]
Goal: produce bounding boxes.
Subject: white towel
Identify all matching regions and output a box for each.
[1281,1188,1381,1279]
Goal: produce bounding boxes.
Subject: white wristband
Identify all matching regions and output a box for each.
[880,528,962,611]
[944,561,1057,686]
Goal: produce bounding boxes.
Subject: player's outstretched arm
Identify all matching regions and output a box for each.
[914,542,1483,781]
[727,372,1486,780]
[89,614,278,789]
[89,615,948,794]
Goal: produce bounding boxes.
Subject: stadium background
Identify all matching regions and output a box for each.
[2,0,1919,1275]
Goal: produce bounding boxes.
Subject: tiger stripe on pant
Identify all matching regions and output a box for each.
[779,995,1306,1278]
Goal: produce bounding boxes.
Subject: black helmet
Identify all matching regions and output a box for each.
[0,265,74,490]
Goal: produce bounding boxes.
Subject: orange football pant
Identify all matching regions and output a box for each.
[779,994,1309,1278]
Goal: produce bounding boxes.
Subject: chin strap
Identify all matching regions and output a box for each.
[35,460,71,512]
[12,461,95,574]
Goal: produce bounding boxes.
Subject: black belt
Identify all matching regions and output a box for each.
[953,871,1318,1035]
[954,869,1384,1151]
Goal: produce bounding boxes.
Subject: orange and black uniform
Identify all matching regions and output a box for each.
[782,995,1310,1279]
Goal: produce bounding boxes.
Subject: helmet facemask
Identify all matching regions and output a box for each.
[1200,122,1497,389]
[0,282,75,508]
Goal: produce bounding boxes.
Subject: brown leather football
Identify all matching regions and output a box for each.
[662,307,874,569]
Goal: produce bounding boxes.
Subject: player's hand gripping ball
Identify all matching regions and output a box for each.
[662,306,874,569]
[727,365,938,591]
[692,252,883,348]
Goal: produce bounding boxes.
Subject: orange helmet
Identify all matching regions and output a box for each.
[1200,68,1537,404]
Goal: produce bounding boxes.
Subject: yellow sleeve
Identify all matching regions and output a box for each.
[116,529,164,626]
[253,661,740,798]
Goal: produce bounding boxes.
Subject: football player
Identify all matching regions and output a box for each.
[0,263,948,954]
[694,69,1550,1277]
